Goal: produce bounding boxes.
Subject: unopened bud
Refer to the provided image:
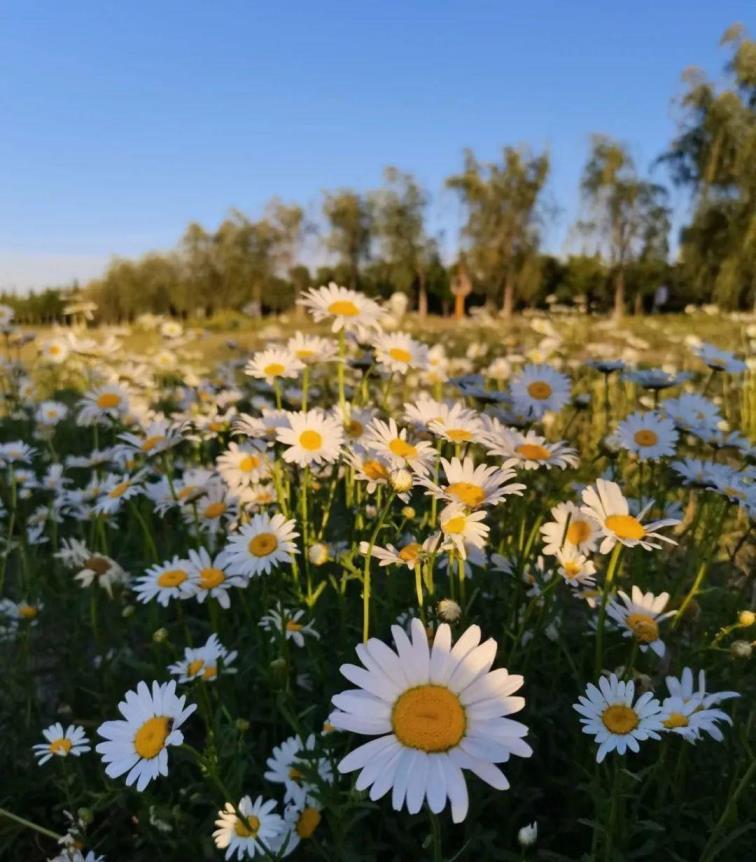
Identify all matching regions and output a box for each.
[401,505,416,520]
[270,657,288,687]
[235,718,251,732]
[77,807,94,825]
[389,468,413,493]
[308,542,329,566]
[518,821,538,847]
[738,610,755,627]
[730,639,752,659]
[152,627,169,643]
[437,598,462,623]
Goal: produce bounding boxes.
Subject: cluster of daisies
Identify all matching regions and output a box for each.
[0,292,752,860]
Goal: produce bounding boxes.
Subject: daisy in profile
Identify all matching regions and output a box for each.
[607,585,676,657]
[96,680,196,791]
[168,633,237,683]
[259,606,320,647]
[509,363,571,418]
[298,283,385,333]
[77,383,131,425]
[275,409,344,467]
[245,348,304,385]
[265,734,334,807]
[540,501,600,556]
[217,513,299,577]
[694,343,746,373]
[33,723,90,765]
[273,799,323,856]
[580,479,679,553]
[186,547,242,608]
[213,795,284,860]
[134,556,193,606]
[669,457,716,488]
[330,618,531,823]
[93,473,143,516]
[372,331,429,374]
[573,673,663,762]
[359,536,436,569]
[661,393,721,434]
[486,425,579,471]
[364,417,436,475]
[340,405,377,442]
[75,554,129,596]
[659,696,732,743]
[345,447,392,493]
[615,411,678,460]
[287,331,337,364]
[403,395,449,431]
[438,504,489,558]
[624,368,689,391]
[118,420,181,459]
[0,441,36,465]
[420,456,525,509]
[217,442,270,490]
[427,402,482,445]
[556,547,596,588]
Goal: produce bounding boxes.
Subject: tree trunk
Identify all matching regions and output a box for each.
[453,291,466,320]
[502,273,514,319]
[417,272,428,319]
[633,291,642,316]
[613,269,625,320]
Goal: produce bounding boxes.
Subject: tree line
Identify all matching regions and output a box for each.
[6,25,755,324]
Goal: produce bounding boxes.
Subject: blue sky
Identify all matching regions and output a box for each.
[0,1,752,290]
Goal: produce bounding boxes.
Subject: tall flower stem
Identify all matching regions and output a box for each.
[362,491,395,642]
[594,543,623,675]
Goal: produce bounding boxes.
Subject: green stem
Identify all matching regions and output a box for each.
[362,492,396,642]
[595,543,623,676]
[0,807,62,841]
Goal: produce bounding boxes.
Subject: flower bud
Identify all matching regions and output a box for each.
[77,807,94,825]
[269,657,288,687]
[518,821,538,847]
[738,610,755,627]
[437,598,462,623]
[308,542,329,566]
[389,468,413,493]
[730,639,752,659]
[235,718,251,732]
[401,505,416,520]
[152,627,169,643]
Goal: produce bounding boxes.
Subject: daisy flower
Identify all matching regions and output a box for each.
[168,633,237,683]
[606,585,676,657]
[438,504,489,558]
[419,456,525,509]
[345,447,392,493]
[216,442,270,489]
[217,513,299,578]
[486,425,579,471]
[372,331,429,374]
[259,606,320,647]
[186,547,243,608]
[540,501,600,556]
[134,556,193,606]
[96,680,196,791]
[297,283,385,333]
[118,420,181,458]
[330,618,531,822]
[364,417,436,476]
[275,409,344,467]
[184,481,239,537]
[0,441,36,465]
[340,406,377,442]
[574,673,663,762]
[273,799,323,856]
[694,343,746,373]
[213,795,284,860]
[665,667,740,710]
[615,411,678,460]
[427,402,482,445]
[77,384,131,426]
[36,400,68,426]
[580,479,679,553]
[556,547,596,588]
[661,393,721,434]
[659,696,732,743]
[509,363,571,418]
[33,723,91,765]
[287,331,338,364]
[264,734,334,807]
[75,554,129,595]
[624,368,689,391]
[245,348,304,385]
[358,537,436,569]
[403,395,450,431]
[39,335,71,364]
[93,473,143,516]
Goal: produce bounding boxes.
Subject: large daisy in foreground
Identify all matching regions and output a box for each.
[96,680,196,791]
[330,619,531,822]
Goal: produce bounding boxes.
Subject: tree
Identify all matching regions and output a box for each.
[371,167,436,317]
[578,135,669,319]
[661,24,756,310]
[447,146,549,317]
[322,190,372,290]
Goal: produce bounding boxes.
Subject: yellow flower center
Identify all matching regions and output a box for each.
[263,362,286,377]
[296,348,315,359]
[19,605,38,619]
[328,300,359,317]
[299,430,323,451]
[187,659,205,677]
[663,712,689,729]
[626,612,659,643]
[363,459,389,481]
[398,543,422,562]
[199,567,225,589]
[49,737,73,755]
[108,481,130,499]
[296,807,322,839]
[448,482,485,507]
[85,555,112,576]
[389,438,417,459]
[234,814,261,838]
[141,435,165,452]
[633,429,659,447]
[388,347,412,364]
[133,716,170,759]
[203,501,226,519]
[563,561,582,579]
[203,665,217,680]
[289,766,303,782]
[248,532,278,557]
[178,485,198,500]
[157,568,188,588]
[443,515,467,534]
[346,419,364,438]
[238,455,260,473]
[208,421,224,432]
[392,684,466,752]
[49,344,62,355]
[286,620,304,632]
[605,514,645,540]
[527,381,552,400]
[601,704,639,735]
[96,393,121,409]
[566,519,592,545]
[516,443,551,461]
[446,428,472,442]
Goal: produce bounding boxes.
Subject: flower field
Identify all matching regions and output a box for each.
[0,292,754,862]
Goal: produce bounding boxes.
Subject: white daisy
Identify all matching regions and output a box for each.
[297,283,385,333]
[372,331,429,374]
[580,479,679,553]
[93,473,143,516]
[213,795,285,860]
[245,348,304,384]
[509,363,571,418]
[33,723,90,765]
[183,481,239,537]
[330,619,531,823]
[485,425,579,471]
[96,680,196,791]
[287,331,338,364]
[660,696,732,743]
[345,446,392,493]
[556,547,596,588]
[264,734,334,807]
[168,633,237,683]
[438,504,490,559]
[664,667,740,710]
[694,343,746,373]
[358,537,436,570]
[615,411,678,460]
[185,547,242,608]
[77,384,131,426]
[259,606,320,647]
[428,403,482,445]
[364,417,436,476]
[606,585,676,657]
[573,673,663,762]
[540,501,600,556]
[216,442,270,490]
[275,409,344,467]
[36,400,68,426]
[661,393,721,434]
[419,456,525,509]
[217,513,299,578]
[134,556,193,606]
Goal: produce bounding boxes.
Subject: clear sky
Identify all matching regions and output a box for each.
[0,1,753,291]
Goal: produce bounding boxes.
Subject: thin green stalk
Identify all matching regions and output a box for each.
[362,491,396,642]
[594,543,623,675]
